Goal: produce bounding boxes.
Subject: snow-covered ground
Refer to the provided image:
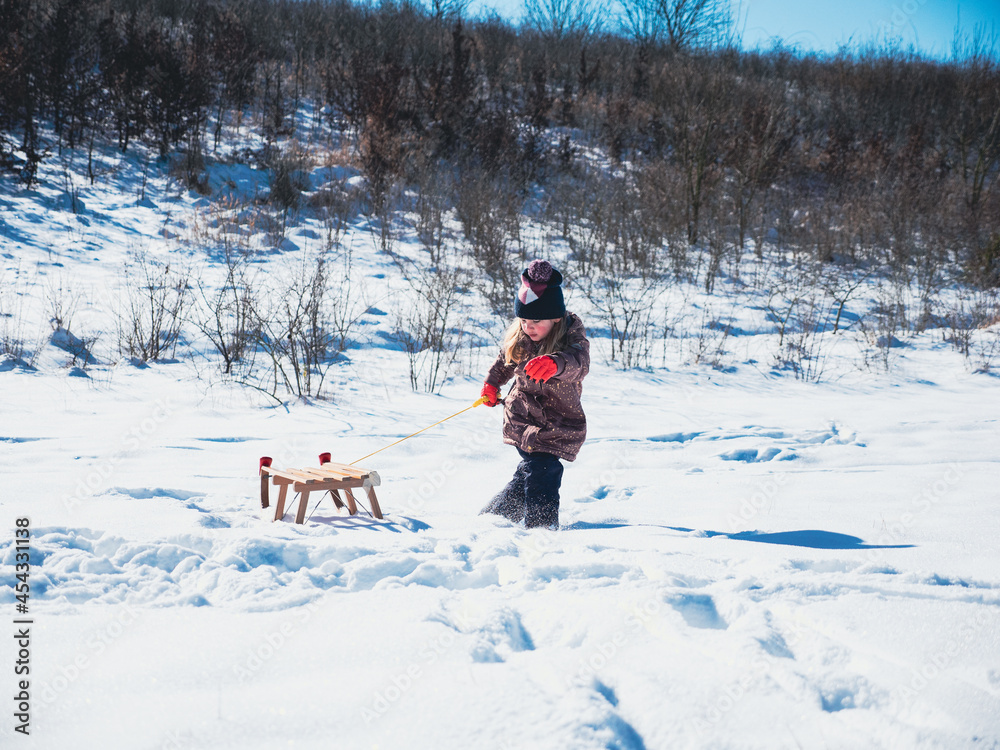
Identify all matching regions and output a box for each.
[2,145,999,749]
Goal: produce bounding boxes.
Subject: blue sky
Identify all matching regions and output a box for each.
[465,0,1000,58]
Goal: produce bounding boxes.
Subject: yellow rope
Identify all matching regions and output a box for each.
[350,396,488,466]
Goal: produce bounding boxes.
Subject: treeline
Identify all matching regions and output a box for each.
[1,0,999,292]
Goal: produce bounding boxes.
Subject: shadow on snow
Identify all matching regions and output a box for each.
[564,522,914,550]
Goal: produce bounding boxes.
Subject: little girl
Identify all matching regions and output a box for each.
[479,260,590,529]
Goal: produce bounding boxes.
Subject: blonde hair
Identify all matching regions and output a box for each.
[501,316,568,366]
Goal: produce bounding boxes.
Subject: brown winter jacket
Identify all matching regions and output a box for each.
[485,313,590,462]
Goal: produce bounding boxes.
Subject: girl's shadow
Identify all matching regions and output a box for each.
[564,522,914,550]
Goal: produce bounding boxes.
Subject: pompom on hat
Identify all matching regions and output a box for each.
[514,259,566,320]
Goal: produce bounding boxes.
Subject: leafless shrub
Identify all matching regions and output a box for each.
[393,254,469,392]
[266,140,312,212]
[308,169,364,250]
[858,282,910,373]
[366,188,400,256]
[0,269,42,367]
[650,56,731,247]
[702,223,727,294]
[413,160,453,266]
[45,275,98,369]
[250,249,365,400]
[763,271,809,355]
[45,275,81,332]
[634,160,693,277]
[168,135,210,195]
[911,240,949,333]
[548,167,611,280]
[723,79,795,257]
[943,288,1000,372]
[60,329,100,370]
[60,161,84,214]
[685,304,732,369]
[965,232,1000,289]
[581,270,664,368]
[455,170,524,317]
[189,195,260,258]
[116,249,190,362]
[325,246,372,357]
[819,266,870,334]
[193,250,259,376]
[775,294,829,382]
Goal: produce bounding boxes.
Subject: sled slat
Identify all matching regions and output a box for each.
[317,460,369,478]
[261,466,309,484]
[309,466,380,486]
[280,468,328,483]
[308,465,363,480]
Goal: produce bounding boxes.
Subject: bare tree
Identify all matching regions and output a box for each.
[652,58,731,246]
[522,0,603,40]
[619,0,732,51]
[725,81,795,256]
[618,0,662,48]
[426,0,472,21]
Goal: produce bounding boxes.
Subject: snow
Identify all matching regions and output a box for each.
[2,144,1000,750]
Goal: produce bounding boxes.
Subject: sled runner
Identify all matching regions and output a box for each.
[259,453,383,523]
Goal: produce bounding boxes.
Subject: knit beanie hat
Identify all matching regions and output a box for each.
[514,260,566,320]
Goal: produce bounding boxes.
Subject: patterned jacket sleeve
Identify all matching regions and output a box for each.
[486,350,517,389]
[551,317,590,383]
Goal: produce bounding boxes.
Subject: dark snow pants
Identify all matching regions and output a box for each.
[480,448,563,528]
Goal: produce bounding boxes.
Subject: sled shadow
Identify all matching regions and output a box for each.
[293,511,431,533]
[564,522,913,550]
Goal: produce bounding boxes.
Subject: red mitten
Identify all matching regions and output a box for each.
[524,355,558,382]
[481,382,500,407]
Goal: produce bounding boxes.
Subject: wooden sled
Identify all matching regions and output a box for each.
[259,453,383,523]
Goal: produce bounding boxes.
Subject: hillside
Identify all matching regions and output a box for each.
[1,114,1000,748]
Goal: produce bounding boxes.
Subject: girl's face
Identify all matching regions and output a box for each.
[520,318,558,342]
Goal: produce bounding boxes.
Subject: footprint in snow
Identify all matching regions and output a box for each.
[470,608,535,663]
[717,447,789,463]
[668,593,728,630]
